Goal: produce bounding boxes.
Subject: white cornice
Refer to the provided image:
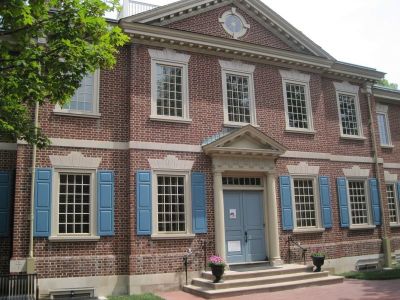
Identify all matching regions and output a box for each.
[148,48,190,63]
[148,155,194,171]
[219,59,255,73]
[279,69,310,83]
[122,23,383,82]
[50,152,102,169]
[333,81,360,94]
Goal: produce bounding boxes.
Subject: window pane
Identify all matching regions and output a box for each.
[156,64,184,118]
[63,73,95,113]
[377,113,389,145]
[58,173,91,234]
[387,184,399,223]
[157,175,185,233]
[286,83,309,129]
[348,181,368,225]
[339,94,359,136]
[293,179,316,228]
[226,74,251,123]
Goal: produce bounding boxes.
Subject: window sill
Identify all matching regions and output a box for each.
[149,115,192,124]
[48,235,100,242]
[349,225,376,230]
[53,110,101,119]
[151,233,195,240]
[390,224,400,228]
[293,228,325,234]
[381,145,394,149]
[223,122,259,128]
[340,135,366,141]
[285,128,315,135]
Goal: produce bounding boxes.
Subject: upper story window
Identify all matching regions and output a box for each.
[333,82,364,139]
[376,104,392,148]
[220,60,256,127]
[279,70,313,133]
[149,48,191,123]
[54,71,101,118]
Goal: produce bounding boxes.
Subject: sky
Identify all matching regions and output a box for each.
[120,0,400,85]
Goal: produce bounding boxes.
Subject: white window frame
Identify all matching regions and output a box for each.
[334,81,364,139]
[149,48,191,123]
[376,104,393,148]
[54,70,101,118]
[290,176,322,231]
[218,7,250,39]
[219,60,257,127]
[49,168,100,241]
[279,70,314,133]
[386,182,400,227]
[346,178,374,229]
[151,170,194,239]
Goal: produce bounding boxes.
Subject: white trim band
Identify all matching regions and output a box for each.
[0,143,17,151]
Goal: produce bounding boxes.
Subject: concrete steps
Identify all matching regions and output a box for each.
[183,264,343,299]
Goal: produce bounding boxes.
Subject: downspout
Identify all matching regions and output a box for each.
[27,100,39,274]
[364,84,391,268]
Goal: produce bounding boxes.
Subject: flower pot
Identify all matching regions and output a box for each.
[311,255,325,272]
[210,265,225,283]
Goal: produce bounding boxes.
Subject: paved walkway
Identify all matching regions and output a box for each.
[156,279,400,300]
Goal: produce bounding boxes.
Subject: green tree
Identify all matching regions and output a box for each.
[0,0,129,147]
[378,79,399,90]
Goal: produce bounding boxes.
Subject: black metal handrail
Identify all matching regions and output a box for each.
[0,273,39,299]
[287,236,308,265]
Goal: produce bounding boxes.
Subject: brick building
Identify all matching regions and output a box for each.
[1,0,400,297]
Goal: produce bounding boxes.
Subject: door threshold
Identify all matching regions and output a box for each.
[229,261,270,266]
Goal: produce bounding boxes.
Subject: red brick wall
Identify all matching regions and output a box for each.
[12,146,130,278]
[167,5,293,51]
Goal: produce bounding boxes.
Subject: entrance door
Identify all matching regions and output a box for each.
[224,190,266,264]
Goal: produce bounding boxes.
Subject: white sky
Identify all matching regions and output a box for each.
[120,0,400,85]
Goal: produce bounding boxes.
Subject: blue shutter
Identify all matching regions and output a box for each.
[337,177,349,228]
[97,171,115,236]
[369,178,381,225]
[192,172,207,234]
[34,168,52,237]
[136,171,152,235]
[0,171,12,237]
[397,182,400,210]
[319,176,333,229]
[279,176,293,230]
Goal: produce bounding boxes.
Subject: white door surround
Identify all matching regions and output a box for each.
[203,125,286,266]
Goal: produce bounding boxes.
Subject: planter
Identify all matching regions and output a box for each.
[311,255,325,272]
[210,265,225,283]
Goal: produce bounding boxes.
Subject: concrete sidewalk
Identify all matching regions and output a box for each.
[156,279,400,300]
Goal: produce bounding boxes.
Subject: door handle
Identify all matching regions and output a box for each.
[244,231,248,243]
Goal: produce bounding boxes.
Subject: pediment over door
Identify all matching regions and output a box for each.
[202,125,287,157]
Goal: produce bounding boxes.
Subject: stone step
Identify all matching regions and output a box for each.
[202,264,313,281]
[183,275,344,299]
[193,271,330,289]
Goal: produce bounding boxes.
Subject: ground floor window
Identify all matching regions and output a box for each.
[293,178,317,228]
[348,180,369,225]
[58,173,91,234]
[387,184,399,224]
[157,175,186,233]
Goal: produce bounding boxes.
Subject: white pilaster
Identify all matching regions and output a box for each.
[266,172,283,266]
[213,172,227,263]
